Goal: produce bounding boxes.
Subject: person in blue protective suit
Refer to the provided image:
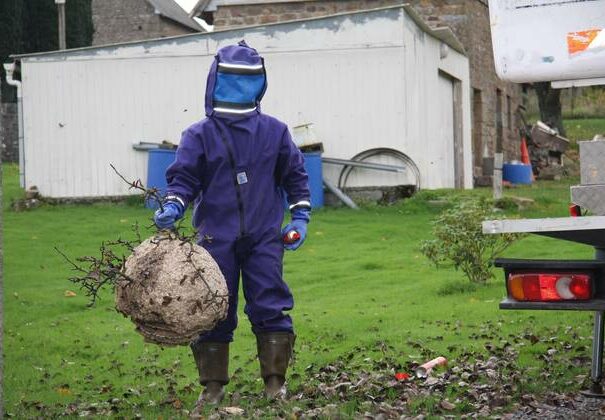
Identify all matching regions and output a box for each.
[153,41,311,410]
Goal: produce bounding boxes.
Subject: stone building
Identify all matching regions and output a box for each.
[191,0,522,185]
[93,0,204,46]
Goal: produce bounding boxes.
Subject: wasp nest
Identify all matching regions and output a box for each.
[116,233,229,346]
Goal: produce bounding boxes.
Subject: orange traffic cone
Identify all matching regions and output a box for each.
[520,137,535,181]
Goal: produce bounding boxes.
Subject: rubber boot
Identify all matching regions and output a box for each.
[256,332,295,400]
[190,341,229,416]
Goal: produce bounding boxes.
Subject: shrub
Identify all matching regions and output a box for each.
[420,199,523,284]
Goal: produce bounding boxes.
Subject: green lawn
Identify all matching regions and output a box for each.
[3,163,598,417]
[565,118,605,143]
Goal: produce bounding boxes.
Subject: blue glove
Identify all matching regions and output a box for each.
[154,201,184,230]
[282,208,310,251]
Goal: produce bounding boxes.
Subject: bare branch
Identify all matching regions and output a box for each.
[54,224,142,306]
[110,163,164,212]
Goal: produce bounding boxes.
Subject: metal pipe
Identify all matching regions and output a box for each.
[590,311,605,393]
[589,247,605,395]
[323,178,358,210]
[4,62,25,188]
[322,157,406,173]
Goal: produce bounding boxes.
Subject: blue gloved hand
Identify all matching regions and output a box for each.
[282,208,310,251]
[154,201,184,230]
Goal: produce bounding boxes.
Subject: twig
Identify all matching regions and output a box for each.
[110,163,164,212]
[54,246,89,274]
[55,226,142,306]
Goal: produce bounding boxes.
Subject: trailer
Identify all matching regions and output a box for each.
[484,0,605,396]
[484,211,605,396]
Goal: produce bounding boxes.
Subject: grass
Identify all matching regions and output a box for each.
[565,118,605,143]
[3,163,599,417]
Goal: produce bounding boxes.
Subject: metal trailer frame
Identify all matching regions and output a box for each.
[483,215,605,397]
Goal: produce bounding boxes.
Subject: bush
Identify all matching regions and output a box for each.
[420,199,523,284]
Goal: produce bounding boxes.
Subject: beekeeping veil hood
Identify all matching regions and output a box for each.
[204,40,267,116]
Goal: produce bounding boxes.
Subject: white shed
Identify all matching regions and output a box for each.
[8,5,472,198]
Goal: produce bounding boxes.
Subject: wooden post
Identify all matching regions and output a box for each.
[453,79,464,189]
[56,0,66,50]
[493,152,503,199]
[494,89,504,199]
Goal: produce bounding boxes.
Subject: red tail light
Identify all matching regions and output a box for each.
[569,204,582,217]
[508,273,593,301]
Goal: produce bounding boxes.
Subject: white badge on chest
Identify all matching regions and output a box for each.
[236,171,248,185]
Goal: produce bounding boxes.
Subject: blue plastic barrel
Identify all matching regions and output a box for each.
[303,152,324,208]
[282,152,324,209]
[502,163,533,185]
[146,149,176,209]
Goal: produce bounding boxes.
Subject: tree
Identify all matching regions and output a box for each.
[0,0,93,102]
[21,0,60,53]
[66,0,94,49]
[0,0,24,101]
[534,82,566,137]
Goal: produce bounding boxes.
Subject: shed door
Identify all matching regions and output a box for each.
[432,73,455,188]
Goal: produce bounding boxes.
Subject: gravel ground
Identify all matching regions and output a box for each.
[505,393,605,419]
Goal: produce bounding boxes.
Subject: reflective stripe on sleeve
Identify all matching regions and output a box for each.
[165,195,185,208]
[289,200,311,210]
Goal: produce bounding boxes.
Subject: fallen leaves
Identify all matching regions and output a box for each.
[221,406,245,416]
[56,385,71,396]
[8,320,600,418]
[440,400,456,410]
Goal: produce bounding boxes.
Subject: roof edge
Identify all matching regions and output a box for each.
[146,0,205,31]
[157,11,205,31]
[10,4,466,60]
[402,4,466,55]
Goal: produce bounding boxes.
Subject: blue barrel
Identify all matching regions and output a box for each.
[502,163,533,185]
[303,152,324,208]
[282,152,324,209]
[146,149,176,209]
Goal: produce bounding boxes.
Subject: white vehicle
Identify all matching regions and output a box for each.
[484,0,605,397]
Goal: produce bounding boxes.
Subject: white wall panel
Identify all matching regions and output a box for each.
[23,56,213,197]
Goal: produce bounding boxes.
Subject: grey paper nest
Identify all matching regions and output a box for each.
[115,233,229,346]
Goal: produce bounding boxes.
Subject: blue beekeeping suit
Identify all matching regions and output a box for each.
[156,41,310,407]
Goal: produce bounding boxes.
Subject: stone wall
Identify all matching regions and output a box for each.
[213,0,404,26]
[1,102,18,163]
[211,0,522,183]
[92,0,196,46]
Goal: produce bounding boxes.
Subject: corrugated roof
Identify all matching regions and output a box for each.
[146,0,205,31]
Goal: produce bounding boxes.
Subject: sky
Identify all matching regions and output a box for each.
[174,0,199,13]
[174,0,214,31]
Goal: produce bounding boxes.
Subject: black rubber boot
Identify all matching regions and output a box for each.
[190,341,229,415]
[256,332,295,400]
